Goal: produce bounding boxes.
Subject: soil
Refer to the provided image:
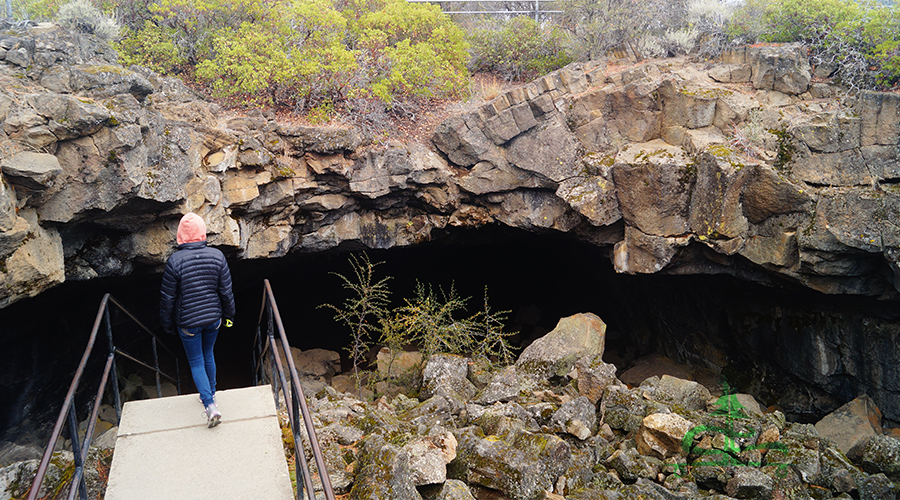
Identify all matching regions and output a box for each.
[208,73,524,148]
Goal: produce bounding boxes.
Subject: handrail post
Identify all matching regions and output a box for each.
[65,401,87,500]
[152,337,162,398]
[103,305,122,423]
[267,303,280,411]
[254,279,336,500]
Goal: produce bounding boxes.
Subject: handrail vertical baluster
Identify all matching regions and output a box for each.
[253,279,336,500]
[269,336,290,423]
[152,336,162,397]
[103,305,122,423]
[29,294,182,499]
[65,400,87,500]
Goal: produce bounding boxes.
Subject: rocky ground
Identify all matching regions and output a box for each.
[5,312,900,500]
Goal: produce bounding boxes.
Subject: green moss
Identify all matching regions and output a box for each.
[107,116,120,127]
[678,161,697,187]
[0,259,6,273]
[275,165,295,177]
[768,127,795,173]
[679,87,733,99]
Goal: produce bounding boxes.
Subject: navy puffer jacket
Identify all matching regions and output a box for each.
[159,241,236,332]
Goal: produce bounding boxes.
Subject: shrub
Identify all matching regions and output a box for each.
[729,0,900,90]
[195,0,357,110]
[353,0,470,101]
[56,0,120,40]
[322,253,517,389]
[467,16,572,81]
[147,0,269,64]
[558,0,686,61]
[114,20,185,74]
[194,0,469,112]
[10,0,64,20]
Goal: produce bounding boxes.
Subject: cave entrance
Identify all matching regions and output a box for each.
[3,225,899,446]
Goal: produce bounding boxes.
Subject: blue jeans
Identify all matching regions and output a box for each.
[179,319,220,407]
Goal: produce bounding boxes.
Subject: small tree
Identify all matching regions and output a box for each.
[319,253,391,386]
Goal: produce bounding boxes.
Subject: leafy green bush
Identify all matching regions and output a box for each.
[193,0,468,113]
[10,0,65,20]
[467,16,572,81]
[195,0,357,109]
[352,0,470,102]
[729,0,900,90]
[115,20,184,73]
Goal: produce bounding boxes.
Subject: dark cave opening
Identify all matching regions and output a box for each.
[3,225,900,450]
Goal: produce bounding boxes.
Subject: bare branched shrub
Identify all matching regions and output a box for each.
[56,0,120,40]
[686,0,735,58]
[664,26,699,55]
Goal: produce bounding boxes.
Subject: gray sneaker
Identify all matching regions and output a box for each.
[199,393,217,406]
[205,403,222,428]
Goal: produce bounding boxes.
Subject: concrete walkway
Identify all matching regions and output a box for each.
[105,385,294,500]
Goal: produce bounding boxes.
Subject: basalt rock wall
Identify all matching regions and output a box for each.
[1,26,900,418]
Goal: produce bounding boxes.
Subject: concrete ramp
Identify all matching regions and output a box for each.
[105,385,294,500]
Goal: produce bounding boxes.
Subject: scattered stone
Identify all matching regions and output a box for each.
[725,467,774,499]
[550,396,596,441]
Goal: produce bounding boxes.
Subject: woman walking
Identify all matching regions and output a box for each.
[160,212,235,428]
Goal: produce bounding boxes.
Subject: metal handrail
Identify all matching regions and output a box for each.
[253,279,336,500]
[26,294,181,500]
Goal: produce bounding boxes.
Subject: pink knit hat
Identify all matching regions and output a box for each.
[176,213,207,245]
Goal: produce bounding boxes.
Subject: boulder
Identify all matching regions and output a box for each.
[516,313,606,383]
[635,412,695,459]
[550,396,596,441]
[815,394,883,454]
[604,446,661,483]
[351,436,423,500]
[420,479,476,500]
[643,374,712,412]
[1,151,62,190]
[402,432,458,486]
[724,467,774,499]
[612,140,694,237]
[453,426,571,500]
[602,384,647,433]
[574,355,618,405]
[421,354,478,402]
[848,434,900,481]
[377,348,424,380]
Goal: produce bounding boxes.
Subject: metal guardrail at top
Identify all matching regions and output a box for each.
[26,294,181,500]
[253,279,336,500]
[406,0,561,21]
